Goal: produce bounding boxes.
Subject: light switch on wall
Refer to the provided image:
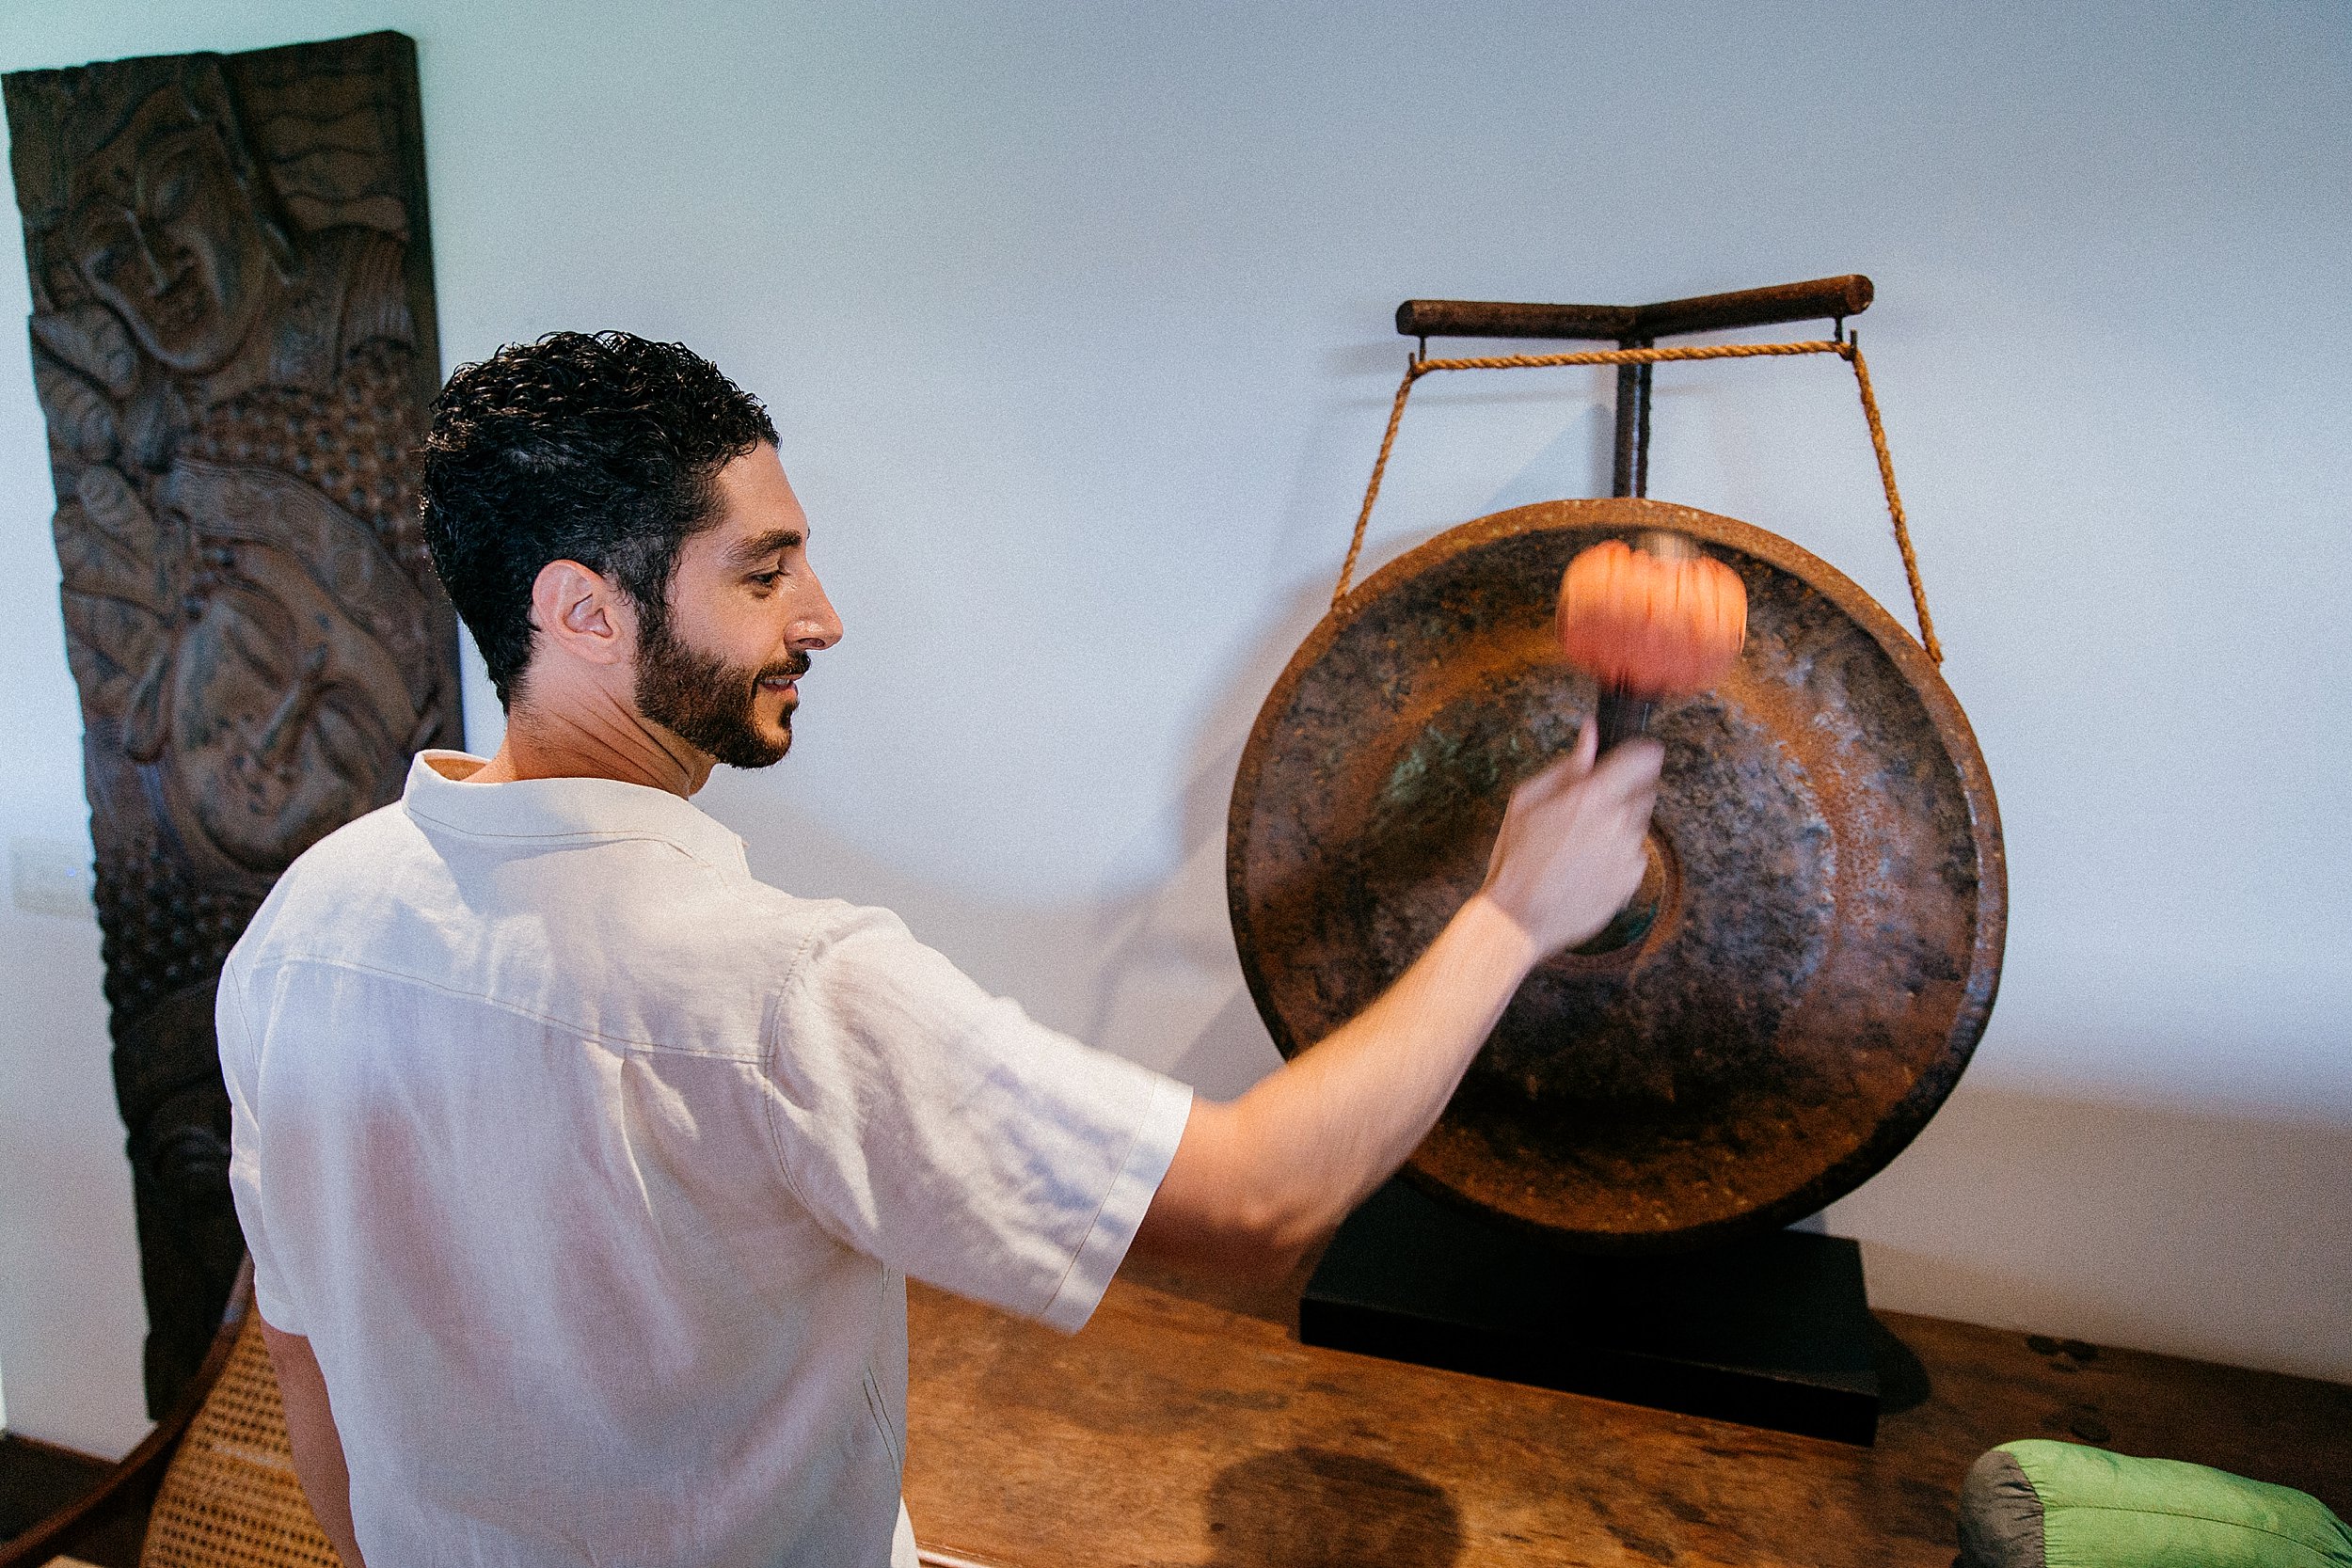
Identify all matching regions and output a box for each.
[11,836,93,919]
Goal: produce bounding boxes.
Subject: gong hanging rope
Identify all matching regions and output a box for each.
[1331,336,1943,665]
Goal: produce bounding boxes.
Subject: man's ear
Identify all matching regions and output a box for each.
[529,559,635,669]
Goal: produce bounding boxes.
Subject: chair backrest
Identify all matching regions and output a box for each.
[140,1309,339,1568]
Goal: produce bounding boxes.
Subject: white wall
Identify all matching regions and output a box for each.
[3,0,2345,1455]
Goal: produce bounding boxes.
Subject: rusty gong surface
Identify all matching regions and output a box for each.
[1228,499,2004,1251]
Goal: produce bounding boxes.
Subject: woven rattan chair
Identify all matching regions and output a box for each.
[136,1304,339,1568]
[9,1278,971,1568]
[1,1259,339,1568]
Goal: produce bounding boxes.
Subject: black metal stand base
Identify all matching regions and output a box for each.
[1300,1180,1882,1445]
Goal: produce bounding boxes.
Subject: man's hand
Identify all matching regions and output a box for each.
[1133,719,1662,1279]
[1481,721,1662,956]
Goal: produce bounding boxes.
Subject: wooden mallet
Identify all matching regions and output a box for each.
[1556,531,1748,752]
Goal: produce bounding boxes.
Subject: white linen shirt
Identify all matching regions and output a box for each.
[219,752,1192,1568]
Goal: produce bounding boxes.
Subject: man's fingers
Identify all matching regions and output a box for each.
[1587,736,1664,801]
[1521,719,1604,799]
[1570,717,1598,777]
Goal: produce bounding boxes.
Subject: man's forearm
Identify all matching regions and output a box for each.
[1138,893,1536,1274]
[1228,891,1536,1237]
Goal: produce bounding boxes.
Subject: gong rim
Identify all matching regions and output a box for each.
[1228,498,2006,1253]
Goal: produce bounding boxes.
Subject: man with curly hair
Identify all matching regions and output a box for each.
[219,330,1661,1567]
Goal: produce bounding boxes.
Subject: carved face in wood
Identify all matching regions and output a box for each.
[61,81,283,377]
[154,460,435,878]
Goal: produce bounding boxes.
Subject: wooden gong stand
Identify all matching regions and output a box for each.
[1279,277,1965,1446]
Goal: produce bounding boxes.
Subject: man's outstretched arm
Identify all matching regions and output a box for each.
[1132,721,1661,1278]
[258,1316,367,1568]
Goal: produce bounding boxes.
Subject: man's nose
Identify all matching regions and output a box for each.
[790,574,843,652]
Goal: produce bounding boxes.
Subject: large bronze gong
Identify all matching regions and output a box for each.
[1228,498,2004,1252]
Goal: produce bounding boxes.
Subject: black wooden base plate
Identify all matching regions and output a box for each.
[1300,1180,1881,1445]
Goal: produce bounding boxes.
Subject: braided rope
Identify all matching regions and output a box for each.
[1332,364,1424,615]
[1331,336,1943,664]
[1843,341,1941,662]
[1415,340,1846,372]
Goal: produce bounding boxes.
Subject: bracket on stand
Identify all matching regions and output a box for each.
[1395,273,1874,498]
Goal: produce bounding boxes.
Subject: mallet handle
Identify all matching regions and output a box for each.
[1596,689,1657,754]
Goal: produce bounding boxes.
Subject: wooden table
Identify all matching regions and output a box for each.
[905,1264,2350,1567]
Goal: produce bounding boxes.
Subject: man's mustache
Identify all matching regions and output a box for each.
[757,652,812,684]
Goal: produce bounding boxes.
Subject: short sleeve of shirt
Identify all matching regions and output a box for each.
[216,961,302,1334]
[763,905,1192,1331]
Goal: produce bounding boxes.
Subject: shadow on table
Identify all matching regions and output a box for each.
[1873,1313,1933,1417]
[1201,1446,1465,1568]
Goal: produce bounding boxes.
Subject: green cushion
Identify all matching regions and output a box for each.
[1959,1440,2352,1568]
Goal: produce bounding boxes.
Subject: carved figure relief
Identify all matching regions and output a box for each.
[5,31,458,1412]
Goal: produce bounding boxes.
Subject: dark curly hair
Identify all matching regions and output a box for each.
[420,331,777,707]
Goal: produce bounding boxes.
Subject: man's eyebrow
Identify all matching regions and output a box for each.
[723,527,805,567]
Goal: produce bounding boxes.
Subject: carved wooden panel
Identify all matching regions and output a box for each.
[5,31,459,1413]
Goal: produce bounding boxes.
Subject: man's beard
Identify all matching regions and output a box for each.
[633,610,808,770]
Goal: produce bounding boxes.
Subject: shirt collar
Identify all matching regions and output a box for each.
[400,751,750,876]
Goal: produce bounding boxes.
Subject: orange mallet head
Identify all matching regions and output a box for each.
[1556,532,1746,752]
[1556,533,1747,698]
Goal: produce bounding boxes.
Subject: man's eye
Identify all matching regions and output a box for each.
[749,571,784,589]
